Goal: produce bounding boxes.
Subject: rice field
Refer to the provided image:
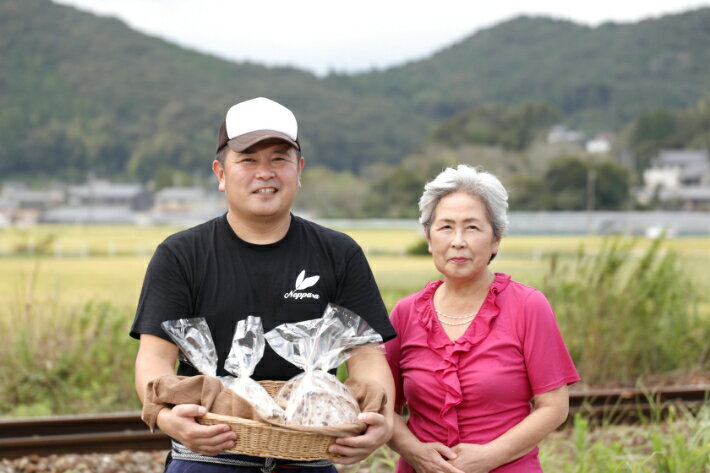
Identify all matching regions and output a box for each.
[1,224,709,314]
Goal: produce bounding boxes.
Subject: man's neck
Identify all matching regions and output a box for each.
[226,212,292,244]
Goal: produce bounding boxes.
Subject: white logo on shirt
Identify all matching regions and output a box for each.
[284,270,321,300]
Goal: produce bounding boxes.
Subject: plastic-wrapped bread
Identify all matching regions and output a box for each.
[161,316,285,424]
[222,316,285,424]
[265,303,383,426]
[161,317,218,377]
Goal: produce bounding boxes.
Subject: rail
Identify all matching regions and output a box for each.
[1,385,707,459]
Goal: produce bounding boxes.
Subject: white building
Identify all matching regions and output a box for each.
[639,149,710,210]
[585,135,613,154]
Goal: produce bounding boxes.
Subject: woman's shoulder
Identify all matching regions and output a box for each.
[391,280,442,319]
[499,274,548,303]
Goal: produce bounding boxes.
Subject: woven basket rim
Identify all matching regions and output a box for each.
[201,411,331,437]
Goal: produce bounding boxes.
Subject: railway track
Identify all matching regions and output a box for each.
[1,385,707,459]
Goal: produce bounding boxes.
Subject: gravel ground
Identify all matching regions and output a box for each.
[0,451,168,473]
[0,452,367,473]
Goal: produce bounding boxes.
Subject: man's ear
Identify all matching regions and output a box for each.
[297,156,305,187]
[212,160,225,192]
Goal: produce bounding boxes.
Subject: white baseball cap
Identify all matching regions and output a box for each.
[216,97,299,153]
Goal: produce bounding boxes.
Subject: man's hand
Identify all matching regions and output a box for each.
[328,412,392,464]
[157,404,236,456]
[398,440,465,473]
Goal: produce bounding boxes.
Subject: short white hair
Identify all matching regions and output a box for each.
[419,165,509,239]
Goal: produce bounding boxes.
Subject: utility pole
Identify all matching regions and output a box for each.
[587,168,596,212]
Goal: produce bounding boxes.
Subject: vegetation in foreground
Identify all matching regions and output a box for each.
[541,236,710,387]
[338,404,710,473]
[0,229,708,472]
[1,233,708,418]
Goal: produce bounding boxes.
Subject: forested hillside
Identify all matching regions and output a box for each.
[327,10,710,131]
[0,0,426,180]
[1,0,709,183]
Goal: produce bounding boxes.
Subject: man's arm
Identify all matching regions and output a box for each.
[328,343,395,464]
[135,334,236,456]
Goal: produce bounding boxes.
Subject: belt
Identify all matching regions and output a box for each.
[170,441,332,472]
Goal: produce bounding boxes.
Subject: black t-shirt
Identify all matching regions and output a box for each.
[130,214,395,381]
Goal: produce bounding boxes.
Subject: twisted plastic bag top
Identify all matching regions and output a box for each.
[224,315,264,379]
[161,317,217,377]
[264,303,383,373]
[221,316,285,423]
[265,304,383,426]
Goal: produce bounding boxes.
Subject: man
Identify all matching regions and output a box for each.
[131,97,396,473]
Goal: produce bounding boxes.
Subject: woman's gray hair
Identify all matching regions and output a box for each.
[419,165,509,239]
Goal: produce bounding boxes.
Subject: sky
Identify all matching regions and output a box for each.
[54,0,710,76]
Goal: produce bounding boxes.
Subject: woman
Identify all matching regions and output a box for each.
[385,165,579,473]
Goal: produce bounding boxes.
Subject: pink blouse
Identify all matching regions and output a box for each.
[385,273,580,473]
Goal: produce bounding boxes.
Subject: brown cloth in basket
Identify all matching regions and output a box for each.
[142,374,387,438]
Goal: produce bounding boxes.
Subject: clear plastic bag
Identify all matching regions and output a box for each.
[265,303,383,426]
[161,317,218,377]
[221,316,285,423]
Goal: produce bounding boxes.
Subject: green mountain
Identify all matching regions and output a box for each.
[0,0,426,180]
[2,0,709,182]
[328,10,710,131]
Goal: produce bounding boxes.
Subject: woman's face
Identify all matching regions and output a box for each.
[427,192,501,283]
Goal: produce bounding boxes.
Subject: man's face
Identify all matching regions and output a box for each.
[212,139,304,223]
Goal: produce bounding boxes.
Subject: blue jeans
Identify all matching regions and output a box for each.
[165,459,337,473]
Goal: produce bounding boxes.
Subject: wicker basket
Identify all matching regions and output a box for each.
[197,380,335,461]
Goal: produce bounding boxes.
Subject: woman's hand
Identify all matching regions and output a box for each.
[400,441,466,473]
[157,404,237,456]
[448,443,496,473]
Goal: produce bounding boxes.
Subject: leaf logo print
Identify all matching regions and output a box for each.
[295,270,320,290]
[284,270,321,300]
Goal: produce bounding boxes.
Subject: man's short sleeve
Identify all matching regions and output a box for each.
[130,243,193,340]
[334,245,396,342]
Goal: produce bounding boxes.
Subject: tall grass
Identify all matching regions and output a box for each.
[0,267,139,416]
[538,404,710,472]
[338,404,710,473]
[541,236,710,386]
[1,234,708,417]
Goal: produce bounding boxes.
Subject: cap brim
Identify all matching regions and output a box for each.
[227,130,299,153]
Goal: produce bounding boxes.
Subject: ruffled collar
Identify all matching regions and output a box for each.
[412,272,511,446]
[414,272,511,350]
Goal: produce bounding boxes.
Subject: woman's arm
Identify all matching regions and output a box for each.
[449,385,570,473]
[388,412,465,473]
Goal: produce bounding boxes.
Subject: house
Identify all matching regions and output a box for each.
[1,185,65,225]
[153,187,207,214]
[656,186,710,211]
[42,180,152,224]
[639,149,710,209]
[647,149,710,186]
[151,186,225,225]
[547,125,584,144]
[67,180,153,210]
[585,134,613,154]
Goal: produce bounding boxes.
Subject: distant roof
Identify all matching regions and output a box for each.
[660,186,710,201]
[654,149,709,167]
[41,206,138,224]
[10,189,63,203]
[155,187,205,200]
[68,182,144,199]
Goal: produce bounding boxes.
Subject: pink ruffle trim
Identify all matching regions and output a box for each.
[413,273,511,445]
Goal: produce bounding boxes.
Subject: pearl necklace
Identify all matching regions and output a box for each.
[436,309,476,326]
